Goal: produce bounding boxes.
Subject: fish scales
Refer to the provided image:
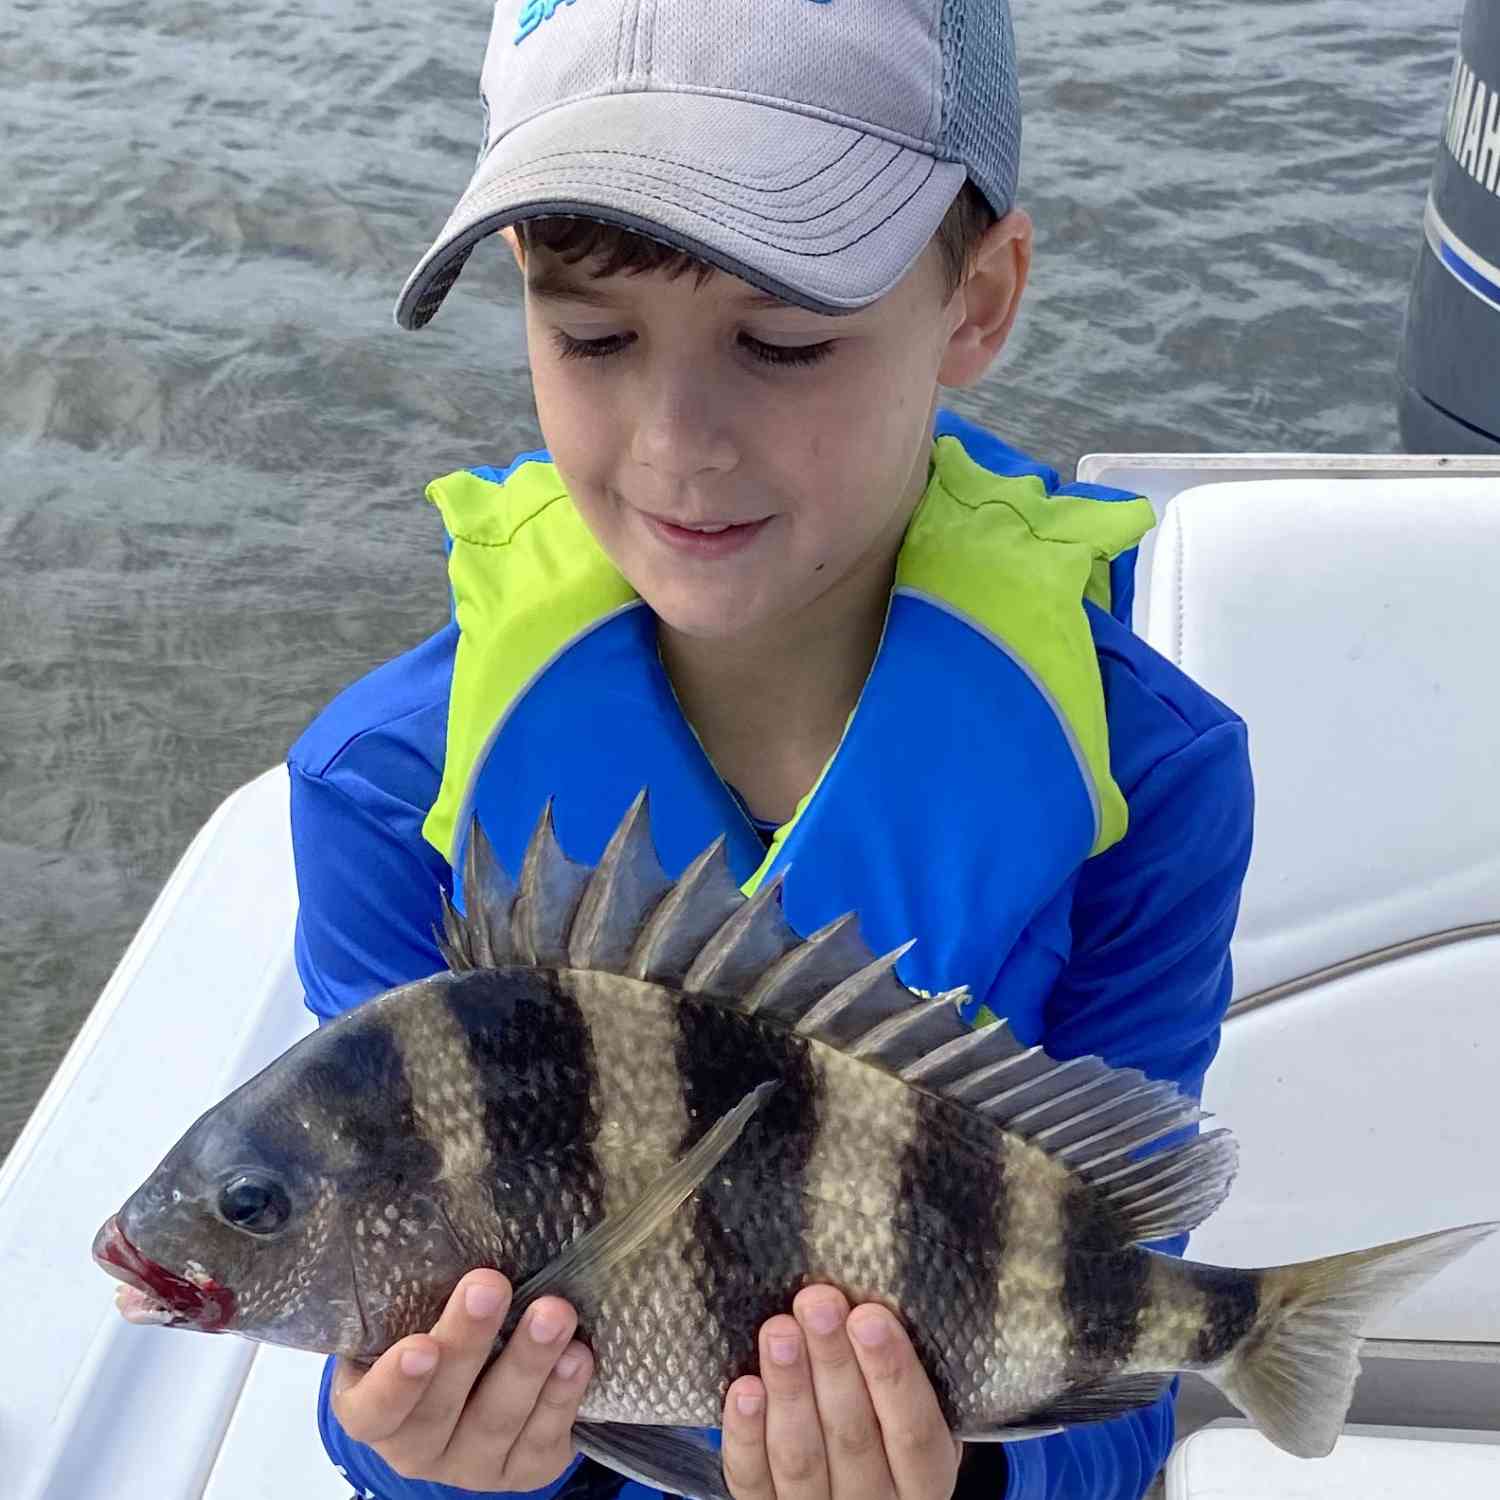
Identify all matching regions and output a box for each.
[982,1117,1074,1418]
[437,970,605,1280]
[799,1036,924,1390]
[1059,1187,1154,1380]
[563,969,720,1423]
[93,795,1500,1498]
[1128,1254,1211,1374]
[297,1011,455,1350]
[892,1089,1007,1428]
[575,977,1085,1432]
[673,986,822,1416]
[1186,1261,1261,1367]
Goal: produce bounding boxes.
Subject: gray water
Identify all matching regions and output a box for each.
[0,0,1462,1157]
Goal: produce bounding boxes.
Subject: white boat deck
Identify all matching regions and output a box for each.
[3,454,1498,1499]
[0,766,342,1499]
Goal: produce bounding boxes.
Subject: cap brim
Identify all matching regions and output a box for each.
[395,91,965,329]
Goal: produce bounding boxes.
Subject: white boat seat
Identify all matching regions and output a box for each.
[203,1344,349,1500]
[0,769,322,1500]
[1143,478,1500,1346]
[1166,1421,1500,1500]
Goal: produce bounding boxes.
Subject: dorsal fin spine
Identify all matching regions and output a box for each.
[567,789,673,970]
[626,835,739,984]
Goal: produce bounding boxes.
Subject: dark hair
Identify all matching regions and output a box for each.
[515,181,997,300]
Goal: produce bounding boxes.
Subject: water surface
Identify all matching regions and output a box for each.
[0,0,1462,1154]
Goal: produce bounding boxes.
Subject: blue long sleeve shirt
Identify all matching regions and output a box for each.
[289,580,1252,1500]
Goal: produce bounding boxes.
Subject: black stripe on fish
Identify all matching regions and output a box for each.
[1060,1185,1151,1377]
[674,998,821,1381]
[1189,1263,1261,1366]
[446,968,606,1277]
[300,1015,435,1178]
[893,1092,1006,1426]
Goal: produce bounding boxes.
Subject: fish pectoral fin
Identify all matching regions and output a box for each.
[574,1421,731,1500]
[956,1424,1064,1443]
[1000,1371,1176,1428]
[511,1080,780,1312]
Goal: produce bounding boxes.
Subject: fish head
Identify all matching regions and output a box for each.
[93,980,471,1357]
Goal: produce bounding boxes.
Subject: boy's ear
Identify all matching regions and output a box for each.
[501,226,524,269]
[937,209,1033,388]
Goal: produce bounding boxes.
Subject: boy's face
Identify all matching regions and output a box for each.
[518,227,1023,647]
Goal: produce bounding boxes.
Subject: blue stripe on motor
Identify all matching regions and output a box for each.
[1438,238,1500,310]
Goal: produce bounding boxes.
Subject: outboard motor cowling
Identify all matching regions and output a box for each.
[1399,1,1500,453]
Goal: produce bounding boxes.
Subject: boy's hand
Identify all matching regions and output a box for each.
[330,1270,592,1491]
[722,1286,963,1500]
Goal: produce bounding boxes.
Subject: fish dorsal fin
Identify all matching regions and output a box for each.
[436,886,473,972]
[448,797,1237,1245]
[512,802,590,965]
[569,791,673,971]
[682,871,800,994]
[742,911,873,1024]
[848,985,969,1068]
[627,835,743,985]
[437,818,516,971]
[465,817,517,967]
[792,939,917,1043]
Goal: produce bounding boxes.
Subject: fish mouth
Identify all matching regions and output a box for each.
[92,1215,235,1332]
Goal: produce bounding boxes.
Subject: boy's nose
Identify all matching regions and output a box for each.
[629,370,738,479]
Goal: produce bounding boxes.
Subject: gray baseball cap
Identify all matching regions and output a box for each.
[395,0,1021,330]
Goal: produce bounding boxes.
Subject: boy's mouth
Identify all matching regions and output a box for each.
[641,510,772,558]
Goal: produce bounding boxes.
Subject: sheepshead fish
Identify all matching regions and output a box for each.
[94,795,1495,1498]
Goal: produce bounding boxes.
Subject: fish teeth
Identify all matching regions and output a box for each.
[115,1284,174,1325]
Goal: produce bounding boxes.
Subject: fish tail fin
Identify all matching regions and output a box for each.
[1204,1222,1497,1458]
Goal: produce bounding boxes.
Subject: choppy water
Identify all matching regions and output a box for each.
[0,0,1463,1156]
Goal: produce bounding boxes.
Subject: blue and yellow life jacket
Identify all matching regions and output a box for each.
[422,411,1153,1027]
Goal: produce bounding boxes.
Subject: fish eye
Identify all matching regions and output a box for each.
[217,1173,291,1235]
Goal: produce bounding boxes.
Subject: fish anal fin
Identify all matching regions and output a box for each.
[956,1424,1063,1443]
[574,1420,731,1500]
[1002,1371,1175,1429]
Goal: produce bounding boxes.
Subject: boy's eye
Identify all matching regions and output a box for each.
[551,329,635,360]
[739,334,835,368]
[548,328,835,368]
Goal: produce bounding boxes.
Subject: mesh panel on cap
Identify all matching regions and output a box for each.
[938,0,1021,216]
[408,245,476,329]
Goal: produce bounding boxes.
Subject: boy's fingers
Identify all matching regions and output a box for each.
[496,1340,594,1487]
[792,1287,891,1500]
[382,1270,516,1464]
[759,1314,832,1500]
[722,1376,774,1500]
[845,1307,960,1500]
[329,1340,442,1447]
[439,1296,580,1474]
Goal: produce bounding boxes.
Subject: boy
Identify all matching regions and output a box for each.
[288,2,1253,1498]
